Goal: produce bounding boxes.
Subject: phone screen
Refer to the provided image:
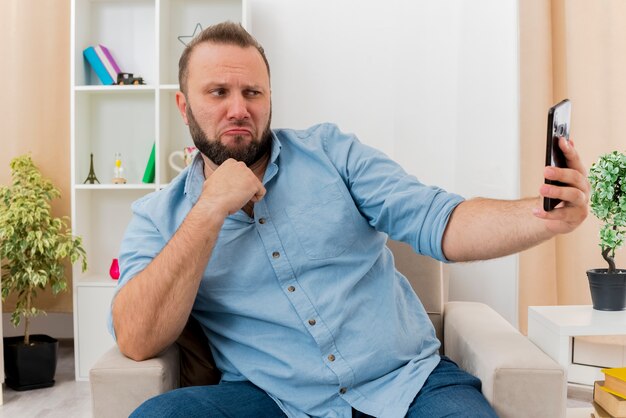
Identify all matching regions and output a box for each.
[543,99,571,211]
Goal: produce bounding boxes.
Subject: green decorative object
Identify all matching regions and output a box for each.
[142,142,156,183]
[587,151,626,310]
[588,151,626,272]
[84,153,100,184]
[0,154,87,344]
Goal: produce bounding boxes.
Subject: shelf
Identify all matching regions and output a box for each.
[71,0,248,382]
[74,91,155,184]
[74,0,156,86]
[76,276,119,288]
[159,0,244,84]
[75,183,157,190]
[73,188,153,284]
[75,85,156,93]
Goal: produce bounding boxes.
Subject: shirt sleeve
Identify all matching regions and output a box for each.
[107,194,167,340]
[321,123,464,262]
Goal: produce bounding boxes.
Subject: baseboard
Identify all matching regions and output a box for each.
[2,313,73,339]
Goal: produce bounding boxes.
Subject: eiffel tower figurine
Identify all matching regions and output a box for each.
[84,153,100,184]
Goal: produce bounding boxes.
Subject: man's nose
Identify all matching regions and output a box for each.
[226,94,250,120]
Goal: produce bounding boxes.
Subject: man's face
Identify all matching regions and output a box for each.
[176,42,272,166]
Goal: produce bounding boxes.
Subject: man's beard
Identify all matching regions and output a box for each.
[186,105,272,167]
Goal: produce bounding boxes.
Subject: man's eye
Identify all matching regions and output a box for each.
[245,90,260,97]
[210,89,226,96]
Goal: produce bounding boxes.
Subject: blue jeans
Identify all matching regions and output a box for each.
[130,357,498,417]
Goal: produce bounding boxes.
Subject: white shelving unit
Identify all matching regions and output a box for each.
[70,0,249,381]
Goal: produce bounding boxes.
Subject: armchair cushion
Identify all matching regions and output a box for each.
[177,315,220,387]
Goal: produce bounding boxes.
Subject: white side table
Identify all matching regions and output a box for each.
[528,305,626,385]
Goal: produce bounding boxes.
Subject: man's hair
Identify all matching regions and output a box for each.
[178,21,270,95]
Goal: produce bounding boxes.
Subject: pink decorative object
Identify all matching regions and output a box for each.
[109,258,120,280]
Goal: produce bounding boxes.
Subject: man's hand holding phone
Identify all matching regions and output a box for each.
[544,99,572,210]
[533,102,590,234]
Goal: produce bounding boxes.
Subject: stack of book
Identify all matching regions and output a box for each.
[83,44,122,85]
[594,368,626,417]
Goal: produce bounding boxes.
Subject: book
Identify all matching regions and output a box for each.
[98,44,122,76]
[83,46,114,85]
[594,381,626,417]
[591,401,612,418]
[142,143,156,183]
[94,45,117,82]
[98,44,123,80]
[602,367,626,399]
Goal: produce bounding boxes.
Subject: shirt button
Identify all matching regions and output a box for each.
[328,354,335,362]
[272,251,280,259]
[259,218,266,224]
[288,286,296,292]
[308,319,316,326]
[339,387,347,394]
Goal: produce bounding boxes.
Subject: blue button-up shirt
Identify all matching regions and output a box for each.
[110,123,464,418]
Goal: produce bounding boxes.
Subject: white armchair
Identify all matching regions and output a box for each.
[90,240,566,418]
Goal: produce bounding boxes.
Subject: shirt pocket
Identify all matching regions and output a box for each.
[284,181,358,260]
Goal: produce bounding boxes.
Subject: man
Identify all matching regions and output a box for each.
[110,22,589,417]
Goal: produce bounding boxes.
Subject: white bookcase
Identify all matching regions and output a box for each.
[70,0,249,381]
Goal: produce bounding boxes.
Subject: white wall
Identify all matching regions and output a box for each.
[250,0,521,326]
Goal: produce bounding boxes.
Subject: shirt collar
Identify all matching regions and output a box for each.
[184,131,282,205]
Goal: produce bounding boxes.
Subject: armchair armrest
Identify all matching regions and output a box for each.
[90,345,180,418]
[444,301,566,418]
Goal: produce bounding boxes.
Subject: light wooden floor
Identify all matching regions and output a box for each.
[0,339,594,417]
[0,340,91,418]
[567,384,593,417]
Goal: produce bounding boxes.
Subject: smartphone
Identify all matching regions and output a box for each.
[543,99,571,211]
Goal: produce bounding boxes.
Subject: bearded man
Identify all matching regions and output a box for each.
[110,22,589,418]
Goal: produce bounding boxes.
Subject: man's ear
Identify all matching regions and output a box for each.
[175,91,190,125]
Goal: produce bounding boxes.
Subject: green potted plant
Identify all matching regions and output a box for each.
[588,150,626,311]
[0,154,87,390]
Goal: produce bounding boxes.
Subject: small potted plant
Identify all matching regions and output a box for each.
[0,154,87,390]
[588,150,626,311]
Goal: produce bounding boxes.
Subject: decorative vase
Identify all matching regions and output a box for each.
[3,334,59,391]
[587,269,626,311]
[109,258,120,280]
